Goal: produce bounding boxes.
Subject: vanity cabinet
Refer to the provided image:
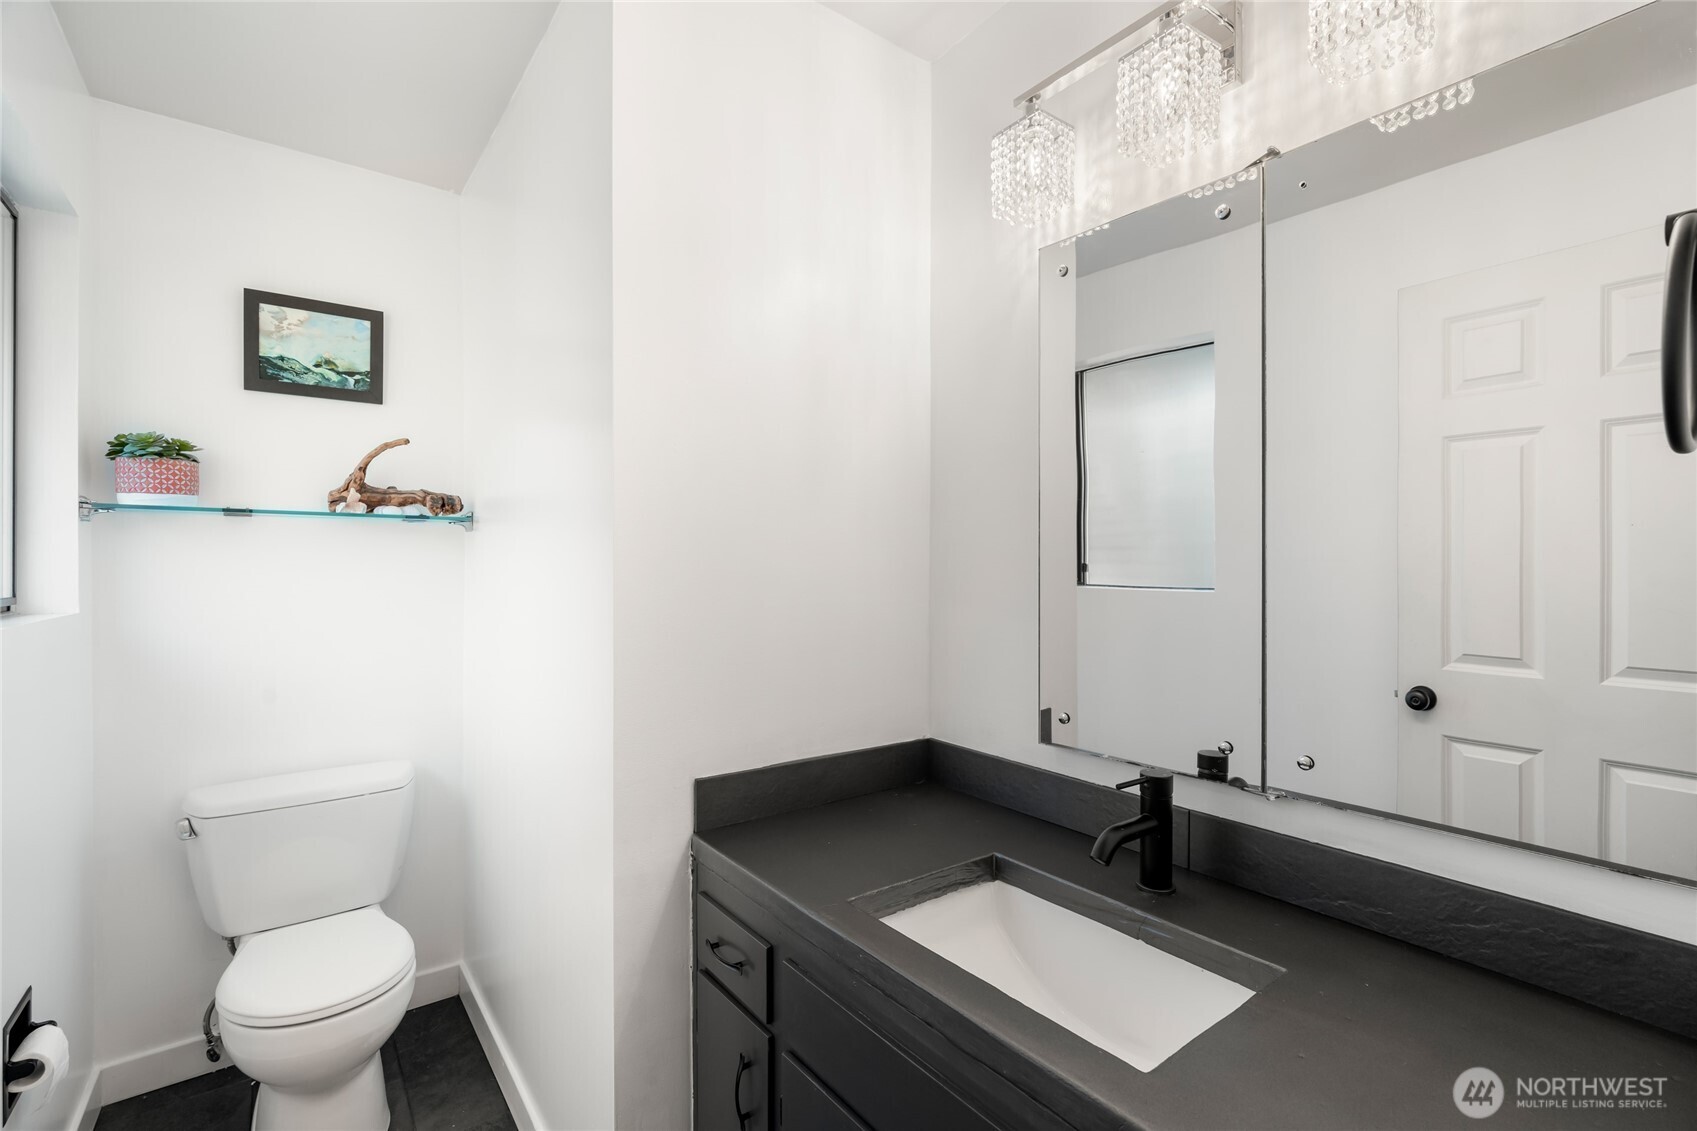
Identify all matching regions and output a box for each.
[776,1054,868,1131]
[696,971,772,1131]
[694,865,1009,1131]
[697,894,771,1020]
[777,960,999,1131]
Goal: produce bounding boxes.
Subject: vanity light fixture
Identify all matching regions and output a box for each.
[999,2,1242,227]
[1185,147,1279,201]
[1371,78,1475,132]
[1059,221,1112,249]
[1187,165,1257,199]
[1116,2,1239,169]
[1308,0,1436,85]
[991,98,1077,228]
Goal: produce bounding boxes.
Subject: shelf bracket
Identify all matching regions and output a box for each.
[403,510,473,530]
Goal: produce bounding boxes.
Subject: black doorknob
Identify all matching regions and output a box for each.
[1405,685,1437,712]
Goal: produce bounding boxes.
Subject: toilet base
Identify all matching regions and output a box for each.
[252,1051,388,1131]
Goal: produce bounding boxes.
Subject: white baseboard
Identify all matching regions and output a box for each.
[458,965,539,1131]
[408,961,461,1010]
[95,960,463,1106]
[96,1033,222,1106]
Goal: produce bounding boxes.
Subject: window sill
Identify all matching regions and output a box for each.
[0,608,81,631]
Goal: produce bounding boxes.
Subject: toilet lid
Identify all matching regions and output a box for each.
[217,906,415,1028]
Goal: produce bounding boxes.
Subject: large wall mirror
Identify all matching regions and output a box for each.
[1038,173,1263,782]
[1266,1,1695,882]
[1040,0,1697,883]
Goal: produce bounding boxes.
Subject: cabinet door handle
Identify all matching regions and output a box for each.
[734,1052,754,1130]
[707,937,747,972]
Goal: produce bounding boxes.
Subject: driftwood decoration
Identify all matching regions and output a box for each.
[327,438,464,516]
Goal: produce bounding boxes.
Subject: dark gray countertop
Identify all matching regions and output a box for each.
[694,782,1697,1131]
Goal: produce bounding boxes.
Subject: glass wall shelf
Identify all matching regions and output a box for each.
[80,499,473,529]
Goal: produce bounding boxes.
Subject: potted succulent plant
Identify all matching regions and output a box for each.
[106,432,203,504]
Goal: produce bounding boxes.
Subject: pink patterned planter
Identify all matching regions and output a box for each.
[114,456,200,505]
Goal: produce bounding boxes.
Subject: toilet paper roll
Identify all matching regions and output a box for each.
[7,1024,69,1105]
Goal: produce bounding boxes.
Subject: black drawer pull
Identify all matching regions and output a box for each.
[708,937,747,972]
[734,1052,754,1130]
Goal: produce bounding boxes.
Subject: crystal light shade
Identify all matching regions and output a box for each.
[990,104,1076,228]
[1116,19,1226,169]
[1308,1,1436,84]
[1187,164,1257,200]
[1371,78,1473,133]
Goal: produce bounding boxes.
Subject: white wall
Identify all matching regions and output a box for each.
[0,603,95,1131]
[931,0,1697,943]
[84,101,468,1091]
[459,4,616,1129]
[7,7,931,1126]
[1266,89,1697,808]
[609,3,931,1125]
[0,203,95,1130]
[0,2,99,1127]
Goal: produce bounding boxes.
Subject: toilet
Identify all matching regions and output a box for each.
[180,761,417,1131]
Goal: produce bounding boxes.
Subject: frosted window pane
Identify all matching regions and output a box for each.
[1080,344,1216,589]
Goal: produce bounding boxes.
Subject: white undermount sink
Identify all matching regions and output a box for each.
[881,878,1258,1072]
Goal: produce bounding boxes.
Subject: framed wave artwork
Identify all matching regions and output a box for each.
[244,288,384,405]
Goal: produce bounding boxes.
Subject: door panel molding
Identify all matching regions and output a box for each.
[1600,761,1697,881]
[1601,416,1697,691]
[1442,427,1543,676]
[1442,736,1544,843]
[1600,275,1663,378]
[1443,300,1543,396]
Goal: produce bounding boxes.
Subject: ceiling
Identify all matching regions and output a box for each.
[52,1,559,192]
[822,1,1003,62]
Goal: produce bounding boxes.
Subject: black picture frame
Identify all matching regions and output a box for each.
[243,288,384,405]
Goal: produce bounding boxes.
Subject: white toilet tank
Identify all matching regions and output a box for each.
[181,761,415,938]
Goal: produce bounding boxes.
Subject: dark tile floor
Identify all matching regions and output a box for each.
[94,997,516,1131]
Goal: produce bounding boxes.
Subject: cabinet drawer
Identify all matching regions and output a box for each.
[778,1053,868,1131]
[697,893,772,1021]
[696,973,772,1131]
[779,961,998,1131]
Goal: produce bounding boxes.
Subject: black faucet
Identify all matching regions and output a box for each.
[1089,768,1174,893]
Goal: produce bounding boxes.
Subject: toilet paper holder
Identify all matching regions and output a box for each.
[3,987,60,1124]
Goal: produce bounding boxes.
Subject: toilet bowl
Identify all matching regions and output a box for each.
[179,761,417,1131]
[216,906,416,1130]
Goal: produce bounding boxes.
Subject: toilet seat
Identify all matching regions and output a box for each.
[217,906,415,1028]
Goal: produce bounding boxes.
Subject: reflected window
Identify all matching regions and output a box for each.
[1,191,14,613]
[1078,343,1216,590]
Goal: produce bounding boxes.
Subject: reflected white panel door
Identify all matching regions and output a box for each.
[1398,227,1697,879]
